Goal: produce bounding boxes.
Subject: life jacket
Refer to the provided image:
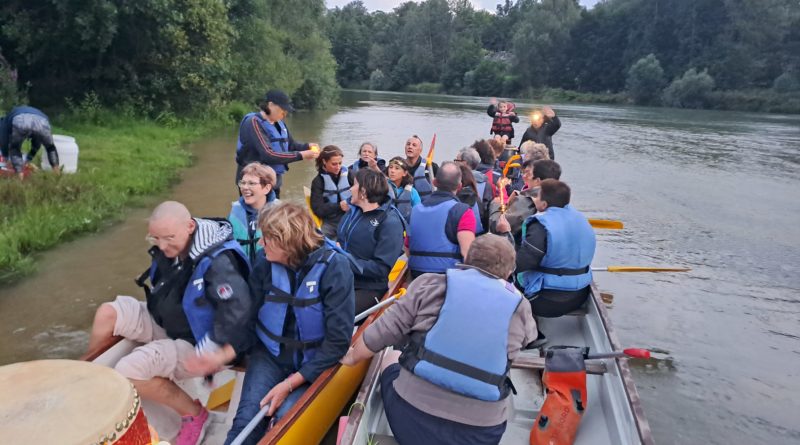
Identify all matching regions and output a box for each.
[411,160,433,197]
[321,168,352,204]
[387,182,414,223]
[400,268,522,401]
[530,347,588,445]
[408,195,462,273]
[229,198,263,265]
[136,240,249,345]
[491,114,514,135]
[256,247,335,366]
[517,205,595,296]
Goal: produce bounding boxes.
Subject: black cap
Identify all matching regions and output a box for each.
[264,90,295,113]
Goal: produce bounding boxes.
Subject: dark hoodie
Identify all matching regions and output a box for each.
[143,218,254,355]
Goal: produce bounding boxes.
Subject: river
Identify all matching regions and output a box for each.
[1,90,798,444]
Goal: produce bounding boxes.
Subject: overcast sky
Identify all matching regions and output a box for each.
[325,0,600,12]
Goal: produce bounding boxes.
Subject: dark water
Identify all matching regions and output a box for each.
[1,90,798,444]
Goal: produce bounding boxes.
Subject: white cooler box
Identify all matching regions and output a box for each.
[41,134,79,173]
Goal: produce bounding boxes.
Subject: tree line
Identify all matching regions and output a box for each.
[326,0,800,112]
[0,0,338,114]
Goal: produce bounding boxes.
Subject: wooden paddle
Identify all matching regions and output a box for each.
[588,219,624,230]
[424,133,437,186]
[592,266,691,273]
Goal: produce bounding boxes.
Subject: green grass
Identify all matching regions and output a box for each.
[0,109,236,283]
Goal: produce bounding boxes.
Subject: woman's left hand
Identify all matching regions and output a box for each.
[260,381,291,416]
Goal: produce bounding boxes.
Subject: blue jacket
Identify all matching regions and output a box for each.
[337,200,406,290]
[400,268,522,401]
[408,192,471,274]
[517,205,595,295]
[249,244,355,382]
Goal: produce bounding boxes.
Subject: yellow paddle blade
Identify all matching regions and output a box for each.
[589,219,624,230]
[206,377,236,410]
[388,257,407,283]
[303,186,323,229]
[594,266,691,273]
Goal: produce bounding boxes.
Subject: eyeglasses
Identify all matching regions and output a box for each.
[145,234,176,245]
[238,180,262,188]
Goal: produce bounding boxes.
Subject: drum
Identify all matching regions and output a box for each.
[0,359,153,445]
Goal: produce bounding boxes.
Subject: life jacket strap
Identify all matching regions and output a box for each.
[409,250,462,259]
[263,285,323,308]
[416,346,507,387]
[257,322,323,350]
[236,237,259,247]
[535,265,590,276]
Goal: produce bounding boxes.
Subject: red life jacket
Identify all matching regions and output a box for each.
[491,114,514,134]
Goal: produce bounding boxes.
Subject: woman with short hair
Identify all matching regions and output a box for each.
[348,142,386,183]
[310,145,352,239]
[228,162,279,264]
[337,169,406,315]
[224,203,355,445]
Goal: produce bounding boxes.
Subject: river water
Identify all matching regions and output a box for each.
[1,90,798,444]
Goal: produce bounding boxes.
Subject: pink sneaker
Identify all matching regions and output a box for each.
[176,404,210,445]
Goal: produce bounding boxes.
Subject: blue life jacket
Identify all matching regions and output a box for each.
[165,240,250,345]
[517,205,596,295]
[261,119,290,175]
[321,168,352,204]
[400,268,522,401]
[412,161,433,197]
[256,248,335,366]
[229,198,263,264]
[388,182,413,224]
[408,196,461,273]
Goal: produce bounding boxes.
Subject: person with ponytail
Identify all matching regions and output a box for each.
[310,145,352,240]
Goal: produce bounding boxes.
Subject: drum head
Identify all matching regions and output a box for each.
[0,359,138,444]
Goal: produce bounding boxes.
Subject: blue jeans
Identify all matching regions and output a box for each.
[224,344,309,445]
[381,364,506,445]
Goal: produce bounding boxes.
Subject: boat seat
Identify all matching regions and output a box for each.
[512,355,607,375]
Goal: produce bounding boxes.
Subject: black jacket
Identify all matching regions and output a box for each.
[235,112,308,169]
[337,200,406,291]
[142,218,254,355]
[520,115,561,159]
[310,171,353,220]
[248,245,355,382]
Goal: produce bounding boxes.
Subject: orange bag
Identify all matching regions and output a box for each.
[530,347,588,445]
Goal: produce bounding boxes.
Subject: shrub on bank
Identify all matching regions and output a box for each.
[0,108,235,282]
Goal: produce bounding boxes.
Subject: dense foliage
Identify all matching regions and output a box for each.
[326,0,800,112]
[0,0,338,112]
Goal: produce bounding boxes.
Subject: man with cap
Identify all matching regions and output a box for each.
[235,90,319,198]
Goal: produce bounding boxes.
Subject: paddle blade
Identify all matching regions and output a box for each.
[426,133,437,166]
[304,186,323,229]
[588,219,624,230]
[593,266,691,273]
[623,348,651,359]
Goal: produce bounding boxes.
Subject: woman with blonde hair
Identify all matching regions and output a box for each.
[310,145,351,239]
[228,162,279,264]
[224,203,355,445]
[520,141,550,162]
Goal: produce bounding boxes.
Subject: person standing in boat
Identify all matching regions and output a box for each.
[234,90,319,197]
[499,179,595,321]
[490,159,561,240]
[310,145,352,240]
[407,162,476,278]
[487,98,519,144]
[337,169,406,315]
[404,135,438,198]
[224,203,354,445]
[455,147,493,232]
[341,234,537,445]
[519,105,561,160]
[229,162,279,264]
[385,156,421,224]
[347,141,385,184]
[0,105,60,179]
[86,201,253,445]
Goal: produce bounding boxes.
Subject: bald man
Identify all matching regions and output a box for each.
[86,201,253,445]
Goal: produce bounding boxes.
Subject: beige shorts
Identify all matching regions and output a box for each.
[108,295,197,381]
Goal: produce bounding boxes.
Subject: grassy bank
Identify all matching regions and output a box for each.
[0,108,239,283]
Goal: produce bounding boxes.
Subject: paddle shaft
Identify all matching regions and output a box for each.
[592,266,691,273]
[355,296,397,323]
[230,403,271,445]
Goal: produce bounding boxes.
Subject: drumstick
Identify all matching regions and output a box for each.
[230,402,271,445]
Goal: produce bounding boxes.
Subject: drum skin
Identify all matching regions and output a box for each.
[0,359,151,444]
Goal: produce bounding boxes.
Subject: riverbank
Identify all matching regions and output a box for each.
[0,107,244,283]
